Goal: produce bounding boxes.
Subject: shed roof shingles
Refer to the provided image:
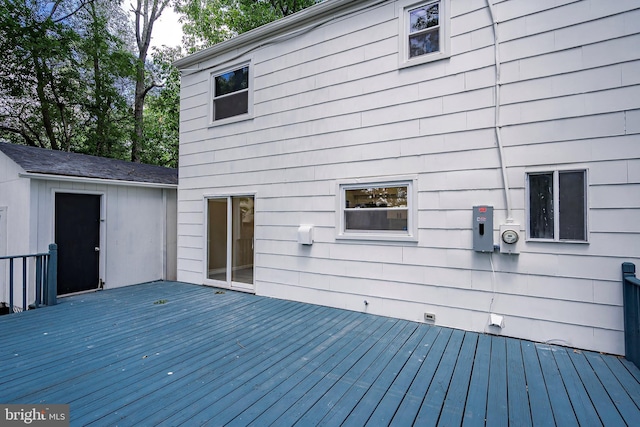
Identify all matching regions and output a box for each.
[0,142,177,185]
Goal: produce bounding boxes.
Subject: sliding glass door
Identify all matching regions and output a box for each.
[207,196,254,291]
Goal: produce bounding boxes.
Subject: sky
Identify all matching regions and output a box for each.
[122,4,184,50]
[149,6,184,50]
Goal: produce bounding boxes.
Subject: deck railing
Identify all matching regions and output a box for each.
[622,262,640,369]
[0,243,57,314]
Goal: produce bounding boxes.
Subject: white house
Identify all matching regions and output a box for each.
[174,0,640,355]
[0,142,177,307]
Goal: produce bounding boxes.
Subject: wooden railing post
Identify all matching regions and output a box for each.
[622,262,640,369]
[47,243,57,306]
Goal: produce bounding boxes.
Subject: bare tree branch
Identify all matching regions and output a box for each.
[51,0,95,23]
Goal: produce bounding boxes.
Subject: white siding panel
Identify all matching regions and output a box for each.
[506,1,587,40]
[501,113,626,146]
[451,0,487,17]
[450,7,492,37]
[501,65,624,105]
[442,87,494,114]
[554,13,629,51]
[629,159,640,183]
[591,184,640,208]
[589,161,630,185]
[496,0,581,22]
[451,27,495,57]
[583,34,640,69]
[626,109,640,134]
[500,31,556,63]
[464,66,496,92]
[590,209,640,233]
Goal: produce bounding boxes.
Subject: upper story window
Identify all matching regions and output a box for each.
[211,64,251,124]
[398,0,450,68]
[527,169,588,242]
[337,177,418,242]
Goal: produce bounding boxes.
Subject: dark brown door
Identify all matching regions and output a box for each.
[55,193,100,295]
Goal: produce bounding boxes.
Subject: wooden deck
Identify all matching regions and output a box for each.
[1,281,639,426]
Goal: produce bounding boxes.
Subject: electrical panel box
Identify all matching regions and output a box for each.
[473,206,494,252]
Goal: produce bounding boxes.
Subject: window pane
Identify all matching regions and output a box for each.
[215,67,249,97]
[232,197,254,284]
[559,171,586,240]
[410,3,439,33]
[345,186,408,209]
[529,173,554,239]
[213,91,248,120]
[409,29,440,57]
[207,198,227,281]
[345,209,408,231]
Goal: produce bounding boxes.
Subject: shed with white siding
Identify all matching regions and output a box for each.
[0,142,177,307]
[174,0,640,355]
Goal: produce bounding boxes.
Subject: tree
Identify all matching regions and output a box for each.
[77,0,136,158]
[140,45,181,168]
[0,0,88,150]
[0,0,136,159]
[130,0,170,162]
[176,0,320,53]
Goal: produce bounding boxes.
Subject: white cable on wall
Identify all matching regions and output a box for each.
[485,0,513,222]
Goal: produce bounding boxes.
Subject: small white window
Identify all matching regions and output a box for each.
[527,170,588,242]
[398,0,450,68]
[337,178,417,241]
[210,64,251,124]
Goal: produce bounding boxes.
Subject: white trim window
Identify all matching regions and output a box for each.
[210,63,251,124]
[398,0,450,68]
[527,170,588,242]
[337,178,417,241]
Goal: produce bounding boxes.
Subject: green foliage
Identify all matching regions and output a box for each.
[140,45,181,168]
[76,0,137,159]
[176,0,320,53]
[0,0,135,160]
[0,0,84,150]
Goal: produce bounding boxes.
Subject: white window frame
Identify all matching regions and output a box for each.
[398,0,451,68]
[525,168,589,243]
[208,61,253,127]
[336,176,418,242]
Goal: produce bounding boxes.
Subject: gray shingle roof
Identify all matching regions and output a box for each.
[0,142,177,185]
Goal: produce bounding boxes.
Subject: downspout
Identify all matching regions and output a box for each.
[486,0,513,222]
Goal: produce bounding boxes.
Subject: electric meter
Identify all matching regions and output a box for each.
[501,229,519,244]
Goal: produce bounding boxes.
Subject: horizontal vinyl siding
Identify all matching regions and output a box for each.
[177,0,640,354]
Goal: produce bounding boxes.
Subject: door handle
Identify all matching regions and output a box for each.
[94,247,100,252]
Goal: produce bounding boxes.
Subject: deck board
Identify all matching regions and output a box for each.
[341,325,429,426]
[552,347,603,427]
[438,332,478,426]
[365,326,441,426]
[1,281,639,426]
[462,333,492,426]
[584,351,640,426]
[568,350,626,426]
[536,344,580,427]
[520,341,554,427]
[272,317,399,426]
[390,327,454,426]
[415,328,465,426]
[603,355,640,409]
[506,338,532,427]
[486,336,508,427]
